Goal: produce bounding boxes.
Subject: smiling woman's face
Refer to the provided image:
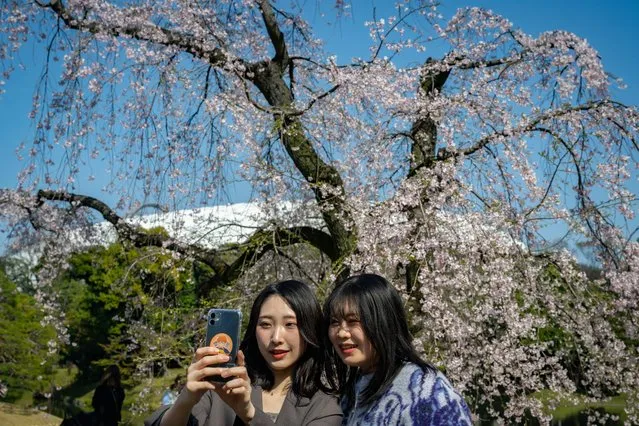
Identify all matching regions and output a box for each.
[255,295,305,375]
[328,304,376,373]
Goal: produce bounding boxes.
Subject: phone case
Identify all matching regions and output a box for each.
[205,308,242,382]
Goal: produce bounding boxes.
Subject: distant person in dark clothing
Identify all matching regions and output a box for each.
[92,365,125,426]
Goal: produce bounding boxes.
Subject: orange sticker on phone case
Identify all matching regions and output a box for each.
[210,333,233,355]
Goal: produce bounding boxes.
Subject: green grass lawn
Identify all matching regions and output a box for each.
[535,389,632,424]
[0,403,61,426]
[54,367,184,425]
[5,365,183,425]
[124,368,184,425]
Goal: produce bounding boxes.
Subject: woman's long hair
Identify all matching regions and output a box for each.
[323,273,434,408]
[240,280,325,400]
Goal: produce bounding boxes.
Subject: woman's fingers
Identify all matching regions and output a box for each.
[225,385,249,395]
[198,354,230,369]
[195,346,229,361]
[191,367,230,381]
[185,378,216,393]
[194,346,218,359]
[188,353,230,375]
[236,350,246,367]
[221,377,248,390]
[180,347,232,402]
[220,366,248,380]
[185,348,248,395]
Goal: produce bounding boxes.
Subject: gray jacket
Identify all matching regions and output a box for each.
[144,386,342,426]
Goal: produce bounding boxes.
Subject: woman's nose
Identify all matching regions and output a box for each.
[271,326,284,343]
[336,324,350,338]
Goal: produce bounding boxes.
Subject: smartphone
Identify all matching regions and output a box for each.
[205,308,242,383]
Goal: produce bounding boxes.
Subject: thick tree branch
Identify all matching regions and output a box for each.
[38,0,234,67]
[408,57,451,177]
[256,0,288,65]
[225,226,338,282]
[37,189,229,276]
[403,58,450,295]
[215,93,353,273]
[445,53,523,71]
[35,190,337,285]
[243,62,356,276]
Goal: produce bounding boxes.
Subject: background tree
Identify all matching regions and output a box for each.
[53,234,203,379]
[0,261,58,402]
[0,0,638,422]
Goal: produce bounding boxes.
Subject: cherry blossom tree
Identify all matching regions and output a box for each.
[1,0,638,422]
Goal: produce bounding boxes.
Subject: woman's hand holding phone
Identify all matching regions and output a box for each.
[177,348,254,423]
[185,347,230,400]
[213,350,255,423]
[160,347,232,426]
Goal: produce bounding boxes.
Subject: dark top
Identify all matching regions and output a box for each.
[144,385,342,426]
[92,384,125,426]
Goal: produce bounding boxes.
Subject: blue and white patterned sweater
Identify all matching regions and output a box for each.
[341,363,472,425]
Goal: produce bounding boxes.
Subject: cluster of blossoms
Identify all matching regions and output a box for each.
[351,165,638,422]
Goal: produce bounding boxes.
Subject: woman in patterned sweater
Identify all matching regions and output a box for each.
[324,273,472,425]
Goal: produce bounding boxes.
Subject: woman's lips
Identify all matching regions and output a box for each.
[270,349,289,360]
[339,344,357,355]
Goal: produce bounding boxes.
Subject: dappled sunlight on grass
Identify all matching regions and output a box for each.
[534,389,632,423]
[0,403,61,426]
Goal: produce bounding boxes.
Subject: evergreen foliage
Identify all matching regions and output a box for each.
[56,241,198,383]
[0,263,57,402]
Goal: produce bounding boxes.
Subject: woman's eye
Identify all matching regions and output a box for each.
[286,322,298,328]
[258,322,271,328]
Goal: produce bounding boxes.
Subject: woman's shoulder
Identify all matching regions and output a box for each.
[391,362,472,423]
[282,389,342,424]
[308,389,341,408]
[288,388,340,409]
[393,362,460,396]
[93,384,111,396]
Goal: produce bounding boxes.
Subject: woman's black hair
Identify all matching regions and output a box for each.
[100,365,121,388]
[240,280,325,400]
[323,273,434,408]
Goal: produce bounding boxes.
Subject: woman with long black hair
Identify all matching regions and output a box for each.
[324,273,472,425]
[146,280,342,425]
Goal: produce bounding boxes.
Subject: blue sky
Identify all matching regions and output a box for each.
[1,0,638,202]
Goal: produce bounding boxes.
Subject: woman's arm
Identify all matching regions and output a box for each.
[157,391,206,426]
[212,351,256,424]
[418,371,473,426]
[145,347,234,426]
